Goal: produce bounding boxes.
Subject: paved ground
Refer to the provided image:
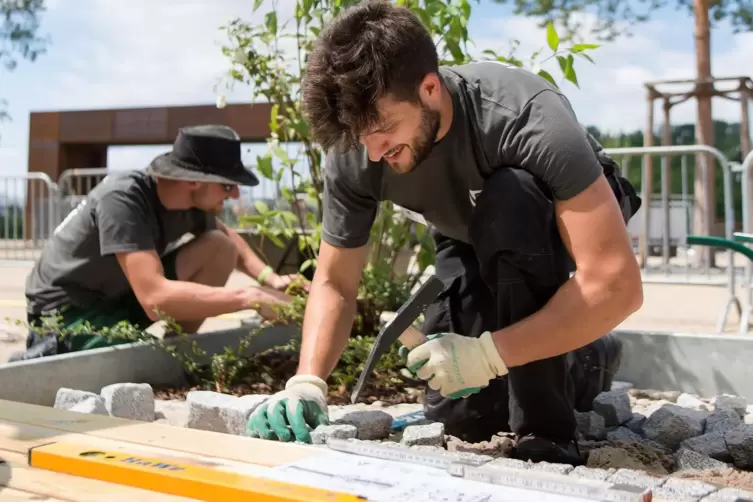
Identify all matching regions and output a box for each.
[1,260,751,363]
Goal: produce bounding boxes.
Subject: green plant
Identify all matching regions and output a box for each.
[482,21,600,89]
[12,311,257,394]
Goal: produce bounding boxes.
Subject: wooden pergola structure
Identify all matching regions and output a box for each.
[641,76,753,267]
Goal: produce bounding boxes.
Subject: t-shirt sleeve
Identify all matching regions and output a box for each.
[96,190,157,255]
[321,150,379,248]
[494,89,604,200]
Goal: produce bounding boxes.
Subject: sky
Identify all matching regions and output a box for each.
[0,0,751,189]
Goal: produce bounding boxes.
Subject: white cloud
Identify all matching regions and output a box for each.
[33,0,298,110]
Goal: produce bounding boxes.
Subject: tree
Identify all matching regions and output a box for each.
[491,0,753,265]
[1,0,49,126]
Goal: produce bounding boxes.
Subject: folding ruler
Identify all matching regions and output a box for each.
[325,438,654,502]
[28,441,366,501]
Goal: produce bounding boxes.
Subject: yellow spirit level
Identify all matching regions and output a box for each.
[28,442,367,502]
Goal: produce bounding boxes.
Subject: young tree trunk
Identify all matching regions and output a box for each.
[692,0,716,268]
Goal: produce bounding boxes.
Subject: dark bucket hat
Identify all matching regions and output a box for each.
[147,124,259,186]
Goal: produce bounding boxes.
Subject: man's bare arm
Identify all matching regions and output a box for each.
[491,175,643,367]
[214,219,276,279]
[296,241,369,379]
[116,249,261,322]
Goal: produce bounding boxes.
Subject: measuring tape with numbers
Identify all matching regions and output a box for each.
[325,438,653,502]
[28,441,366,502]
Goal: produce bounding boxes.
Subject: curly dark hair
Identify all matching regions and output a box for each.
[301,0,439,151]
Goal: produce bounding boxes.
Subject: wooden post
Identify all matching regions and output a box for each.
[741,81,752,233]
[641,89,656,267]
[662,97,673,267]
[693,0,715,268]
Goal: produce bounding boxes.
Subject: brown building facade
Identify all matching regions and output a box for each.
[22,103,272,241]
[28,102,273,182]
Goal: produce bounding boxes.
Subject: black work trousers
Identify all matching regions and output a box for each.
[421,167,579,444]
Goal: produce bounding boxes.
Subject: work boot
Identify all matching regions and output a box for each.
[513,434,585,466]
[570,332,623,412]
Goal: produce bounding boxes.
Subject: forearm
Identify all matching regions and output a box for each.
[492,270,642,368]
[144,280,251,322]
[296,279,357,380]
[217,221,276,283]
[234,241,269,280]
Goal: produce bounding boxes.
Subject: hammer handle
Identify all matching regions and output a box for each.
[398,325,428,350]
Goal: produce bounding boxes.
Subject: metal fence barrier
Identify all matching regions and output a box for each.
[0,173,58,262]
[737,150,753,333]
[604,145,736,278]
[0,148,745,322]
[0,167,280,262]
[604,145,740,332]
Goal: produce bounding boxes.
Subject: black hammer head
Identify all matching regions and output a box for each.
[350,275,446,404]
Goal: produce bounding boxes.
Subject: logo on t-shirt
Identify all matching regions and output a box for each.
[469,190,482,207]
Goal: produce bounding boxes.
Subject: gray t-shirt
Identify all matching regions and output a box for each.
[321,62,605,248]
[25,170,216,315]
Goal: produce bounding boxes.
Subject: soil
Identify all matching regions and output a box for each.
[586,441,672,475]
[673,467,753,492]
[153,344,423,406]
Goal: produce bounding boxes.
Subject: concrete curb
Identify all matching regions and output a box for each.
[613,329,753,400]
[380,310,753,399]
[0,322,300,406]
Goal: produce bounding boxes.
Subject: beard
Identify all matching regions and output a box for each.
[388,105,441,174]
[190,188,225,215]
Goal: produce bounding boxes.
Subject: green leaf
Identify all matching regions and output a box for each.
[256,155,274,179]
[546,21,559,52]
[575,51,595,64]
[265,11,278,34]
[571,43,600,53]
[270,103,280,132]
[556,55,568,73]
[253,0,264,12]
[563,54,579,88]
[537,69,558,88]
[255,200,270,214]
[281,211,299,224]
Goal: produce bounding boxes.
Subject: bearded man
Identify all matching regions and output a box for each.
[19,124,296,359]
[245,1,642,466]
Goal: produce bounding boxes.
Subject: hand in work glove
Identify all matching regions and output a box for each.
[405,331,508,399]
[246,374,329,443]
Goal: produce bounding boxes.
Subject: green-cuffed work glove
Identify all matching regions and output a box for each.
[246,374,330,443]
[405,331,509,399]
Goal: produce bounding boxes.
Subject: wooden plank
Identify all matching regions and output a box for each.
[1,449,194,502]
[0,399,319,467]
[0,486,66,501]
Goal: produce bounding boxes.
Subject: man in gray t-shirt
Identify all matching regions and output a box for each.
[245,1,643,466]
[17,125,298,360]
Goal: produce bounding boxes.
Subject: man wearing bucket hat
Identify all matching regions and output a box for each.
[17,124,300,360]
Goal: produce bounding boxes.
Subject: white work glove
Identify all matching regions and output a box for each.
[406,331,508,399]
[246,374,329,443]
